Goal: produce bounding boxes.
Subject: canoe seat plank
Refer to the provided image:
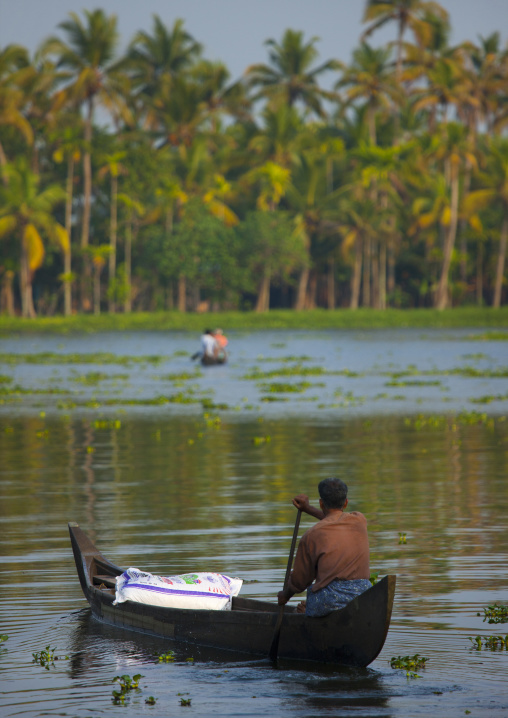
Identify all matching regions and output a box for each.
[93,574,117,588]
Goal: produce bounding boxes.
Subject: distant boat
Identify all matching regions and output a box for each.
[69,522,396,666]
[201,353,227,366]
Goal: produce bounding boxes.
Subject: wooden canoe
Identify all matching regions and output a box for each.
[201,353,227,366]
[69,521,396,667]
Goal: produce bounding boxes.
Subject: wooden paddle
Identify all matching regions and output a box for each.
[269,508,302,662]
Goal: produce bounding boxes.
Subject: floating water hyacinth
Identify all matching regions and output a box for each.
[111,674,143,704]
[390,654,428,678]
[480,603,508,624]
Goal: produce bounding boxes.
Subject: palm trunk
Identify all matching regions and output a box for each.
[379,241,386,310]
[80,98,94,312]
[108,174,118,313]
[124,218,132,313]
[371,238,379,308]
[493,213,508,308]
[20,230,35,318]
[1,270,15,315]
[327,257,335,309]
[178,275,187,312]
[305,271,317,309]
[0,141,8,185]
[64,154,74,316]
[350,237,362,309]
[93,264,101,315]
[294,266,309,310]
[458,169,472,284]
[476,239,483,306]
[255,268,271,312]
[367,104,377,146]
[436,169,460,310]
[362,236,371,307]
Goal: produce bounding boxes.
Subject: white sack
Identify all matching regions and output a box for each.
[113,568,242,610]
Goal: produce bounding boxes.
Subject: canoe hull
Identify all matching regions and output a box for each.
[69,522,395,666]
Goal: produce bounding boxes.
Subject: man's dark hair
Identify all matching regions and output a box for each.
[318,478,348,509]
[204,328,213,334]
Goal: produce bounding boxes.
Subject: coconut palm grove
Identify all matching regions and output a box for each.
[1,1,508,318]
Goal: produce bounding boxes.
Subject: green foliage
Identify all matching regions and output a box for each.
[479,603,508,624]
[469,635,508,650]
[390,654,428,678]
[111,674,143,704]
[157,651,175,662]
[32,645,68,670]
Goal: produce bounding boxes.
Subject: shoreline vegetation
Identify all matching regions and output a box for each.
[1,307,508,335]
[1,5,508,320]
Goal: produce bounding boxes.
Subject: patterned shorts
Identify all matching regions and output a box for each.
[305,578,372,617]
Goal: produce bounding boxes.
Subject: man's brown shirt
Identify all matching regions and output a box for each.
[291,511,370,593]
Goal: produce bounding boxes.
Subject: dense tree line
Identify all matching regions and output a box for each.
[1,0,508,317]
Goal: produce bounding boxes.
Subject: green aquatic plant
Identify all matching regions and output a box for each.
[252,436,271,445]
[70,371,129,385]
[0,352,162,366]
[243,365,328,380]
[111,674,143,704]
[390,654,428,678]
[398,533,407,544]
[403,411,496,431]
[0,375,12,384]
[258,381,319,393]
[145,696,157,705]
[470,393,508,405]
[480,603,508,624]
[160,371,202,381]
[179,695,192,706]
[32,645,68,670]
[0,634,8,642]
[201,398,229,410]
[468,331,508,341]
[332,390,365,407]
[385,380,441,387]
[369,571,379,586]
[94,419,122,429]
[469,635,508,650]
[158,651,175,662]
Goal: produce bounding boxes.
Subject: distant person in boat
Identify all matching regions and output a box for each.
[277,478,371,617]
[213,328,228,351]
[200,328,219,361]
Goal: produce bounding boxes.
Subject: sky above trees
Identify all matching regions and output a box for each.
[1,0,508,82]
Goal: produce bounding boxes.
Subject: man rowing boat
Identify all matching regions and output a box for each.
[277,478,371,617]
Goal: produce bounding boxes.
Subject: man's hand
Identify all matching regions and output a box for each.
[292,494,324,520]
[277,589,289,606]
[292,494,311,512]
[277,583,296,605]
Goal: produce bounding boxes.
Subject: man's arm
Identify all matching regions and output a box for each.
[292,494,324,521]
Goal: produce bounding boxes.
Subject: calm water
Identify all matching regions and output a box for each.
[0,329,507,717]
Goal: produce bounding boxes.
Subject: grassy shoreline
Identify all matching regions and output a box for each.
[0,307,508,335]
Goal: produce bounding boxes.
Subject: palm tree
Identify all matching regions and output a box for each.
[362,0,449,80]
[126,16,201,97]
[337,43,400,145]
[41,9,130,311]
[429,123,477,309]
[465,139,508,307]
[49,116,83,315]
[245,29,339,117]
[351,143,409,308]
[98,150,127,312]
[243,161,292,311]
[0,44,33,173]
[0,158,67,317]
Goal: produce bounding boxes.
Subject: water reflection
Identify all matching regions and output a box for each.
[1,329,508,716]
